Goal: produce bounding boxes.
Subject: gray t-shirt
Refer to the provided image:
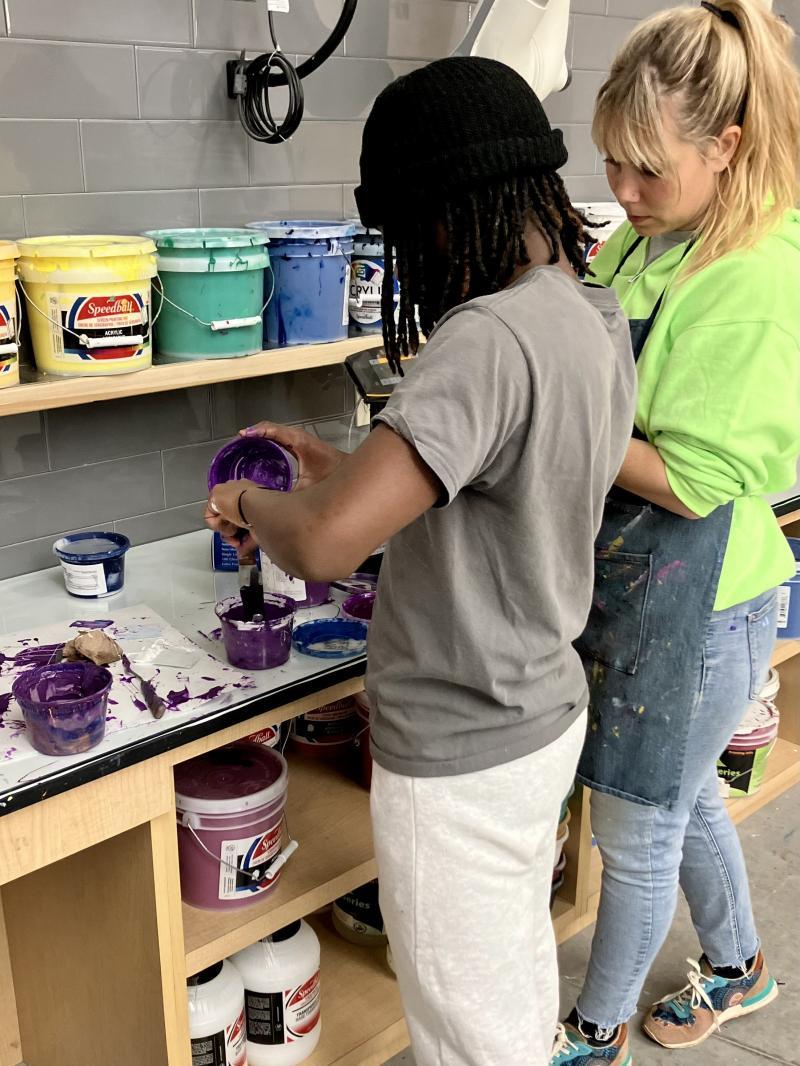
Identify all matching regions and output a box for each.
[367,265,636,777]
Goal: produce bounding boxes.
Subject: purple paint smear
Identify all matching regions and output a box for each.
[167,687,191,708]
[0,694,11,714]
[70,620,113,630]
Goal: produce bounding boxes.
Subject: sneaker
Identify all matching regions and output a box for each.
[551,1022,632,1064]
[643,951,778,1049]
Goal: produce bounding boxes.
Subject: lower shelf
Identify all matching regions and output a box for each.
[771,639,800,667]
[307,915,407,1066]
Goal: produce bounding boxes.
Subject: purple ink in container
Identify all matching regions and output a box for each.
[341,590,376,624]
[215,595,295,670]
[12,662,112,756]
[207,437,298,493]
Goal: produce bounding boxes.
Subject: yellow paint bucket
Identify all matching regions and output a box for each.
[17,235,157,377]
[0,241,20,389]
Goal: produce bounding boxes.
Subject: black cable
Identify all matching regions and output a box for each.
[234,0,358,144]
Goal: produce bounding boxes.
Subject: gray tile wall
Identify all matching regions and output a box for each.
[1,0,797,577]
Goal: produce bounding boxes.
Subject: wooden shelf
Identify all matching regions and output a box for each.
[771,640,800,667]
[306,914,407,1066]
[727,738,800,825]
[184,755,375,975]
[0,337,376,417]
[778,508,800,528]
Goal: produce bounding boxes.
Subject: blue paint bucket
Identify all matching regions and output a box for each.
[53,531,131,598]
[777,538,800,638]
[348,226,399,337]
[247,221,356,348]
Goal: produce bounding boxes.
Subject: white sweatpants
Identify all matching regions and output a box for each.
[371,711,586,1066]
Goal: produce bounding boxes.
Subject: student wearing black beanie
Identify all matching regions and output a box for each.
[205,56,636,1066]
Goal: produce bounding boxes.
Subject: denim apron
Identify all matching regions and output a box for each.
[576,237,733,810]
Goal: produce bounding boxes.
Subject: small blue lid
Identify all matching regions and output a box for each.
[53,531,130,563]
[292,618,367,659]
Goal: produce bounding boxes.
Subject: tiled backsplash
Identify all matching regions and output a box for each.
[1,0,797,578]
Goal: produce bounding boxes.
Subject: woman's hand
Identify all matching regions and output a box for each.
[204,478,261,556]
[240,422,345,490]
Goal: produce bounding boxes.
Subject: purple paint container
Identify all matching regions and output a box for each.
[207,437,297,493]
[216,595,295,670]
[175,742,288,911]
[342,591,376,624]
[12,662,112,756]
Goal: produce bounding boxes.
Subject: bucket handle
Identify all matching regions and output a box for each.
[152,269,275,332]
[19,280,155,345]
[180,810,299,885]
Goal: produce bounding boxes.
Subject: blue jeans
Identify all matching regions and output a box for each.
[577,589,778,1028]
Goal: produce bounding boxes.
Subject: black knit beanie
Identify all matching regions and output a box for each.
[355,56,568,228]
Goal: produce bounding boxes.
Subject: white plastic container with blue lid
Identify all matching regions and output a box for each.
[53,531,131,598]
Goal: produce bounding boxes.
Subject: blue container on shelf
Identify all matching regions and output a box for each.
[247,221,356,348]
[777,537,800,638]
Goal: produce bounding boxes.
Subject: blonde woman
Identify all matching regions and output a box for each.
[553,3,800,1064]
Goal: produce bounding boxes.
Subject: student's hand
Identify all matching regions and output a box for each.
[204,478,261,557]
[240,422,344,490]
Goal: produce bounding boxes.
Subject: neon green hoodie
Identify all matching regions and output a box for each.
[592,210,800,610]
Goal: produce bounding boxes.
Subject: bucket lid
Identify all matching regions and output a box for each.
[0,240,19,261]
[53,531,130,563]
[175,742,288,815]
[292,618,368,658]
[145,227,270,250]
[247,220,357,240]
[16,235,156,259]
[187,961,224,987]
[267,920,302,943]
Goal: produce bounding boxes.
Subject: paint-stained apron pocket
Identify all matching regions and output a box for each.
[577,551,653,675]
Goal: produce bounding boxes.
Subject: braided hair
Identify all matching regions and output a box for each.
[380,172,590,369]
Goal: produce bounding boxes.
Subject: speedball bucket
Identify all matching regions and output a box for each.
[0,241,20,388]
[146,228,270,362]
[175,742,290,911]
[16,235,157,376]
[247,221,355,348]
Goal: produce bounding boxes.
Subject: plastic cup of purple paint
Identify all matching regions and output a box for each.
[207,437,298,493]
[12,662,112,756]
[215,595,296,670]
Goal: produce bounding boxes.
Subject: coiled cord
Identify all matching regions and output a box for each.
[235,0,358,144]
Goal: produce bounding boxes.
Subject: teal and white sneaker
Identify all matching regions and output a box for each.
[551,1022,632,1065]
[643,952,778,1049]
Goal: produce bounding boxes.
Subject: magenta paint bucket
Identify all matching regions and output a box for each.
[175,742,289,911]
[12,662,112,756]
[718,699,780,798]
[207,436,297,492]
[342,591,375,624]
[216,595,295,670]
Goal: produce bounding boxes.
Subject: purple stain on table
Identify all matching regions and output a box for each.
[70,619,113,630]
[13,643,65,667]
[167,687,191,708]
[0,694,11,714]
[197,685,225,701]
[11,662,112,757]
[132,698,147,713]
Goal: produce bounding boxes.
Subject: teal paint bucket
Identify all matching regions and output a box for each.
[146,228,270,362]
[247,221,355,348]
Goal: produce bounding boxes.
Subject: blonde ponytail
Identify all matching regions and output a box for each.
[593,0,800,277]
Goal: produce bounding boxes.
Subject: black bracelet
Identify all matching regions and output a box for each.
[237,488,254,529]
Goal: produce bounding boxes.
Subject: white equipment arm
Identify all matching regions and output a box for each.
[453,0,571,101]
